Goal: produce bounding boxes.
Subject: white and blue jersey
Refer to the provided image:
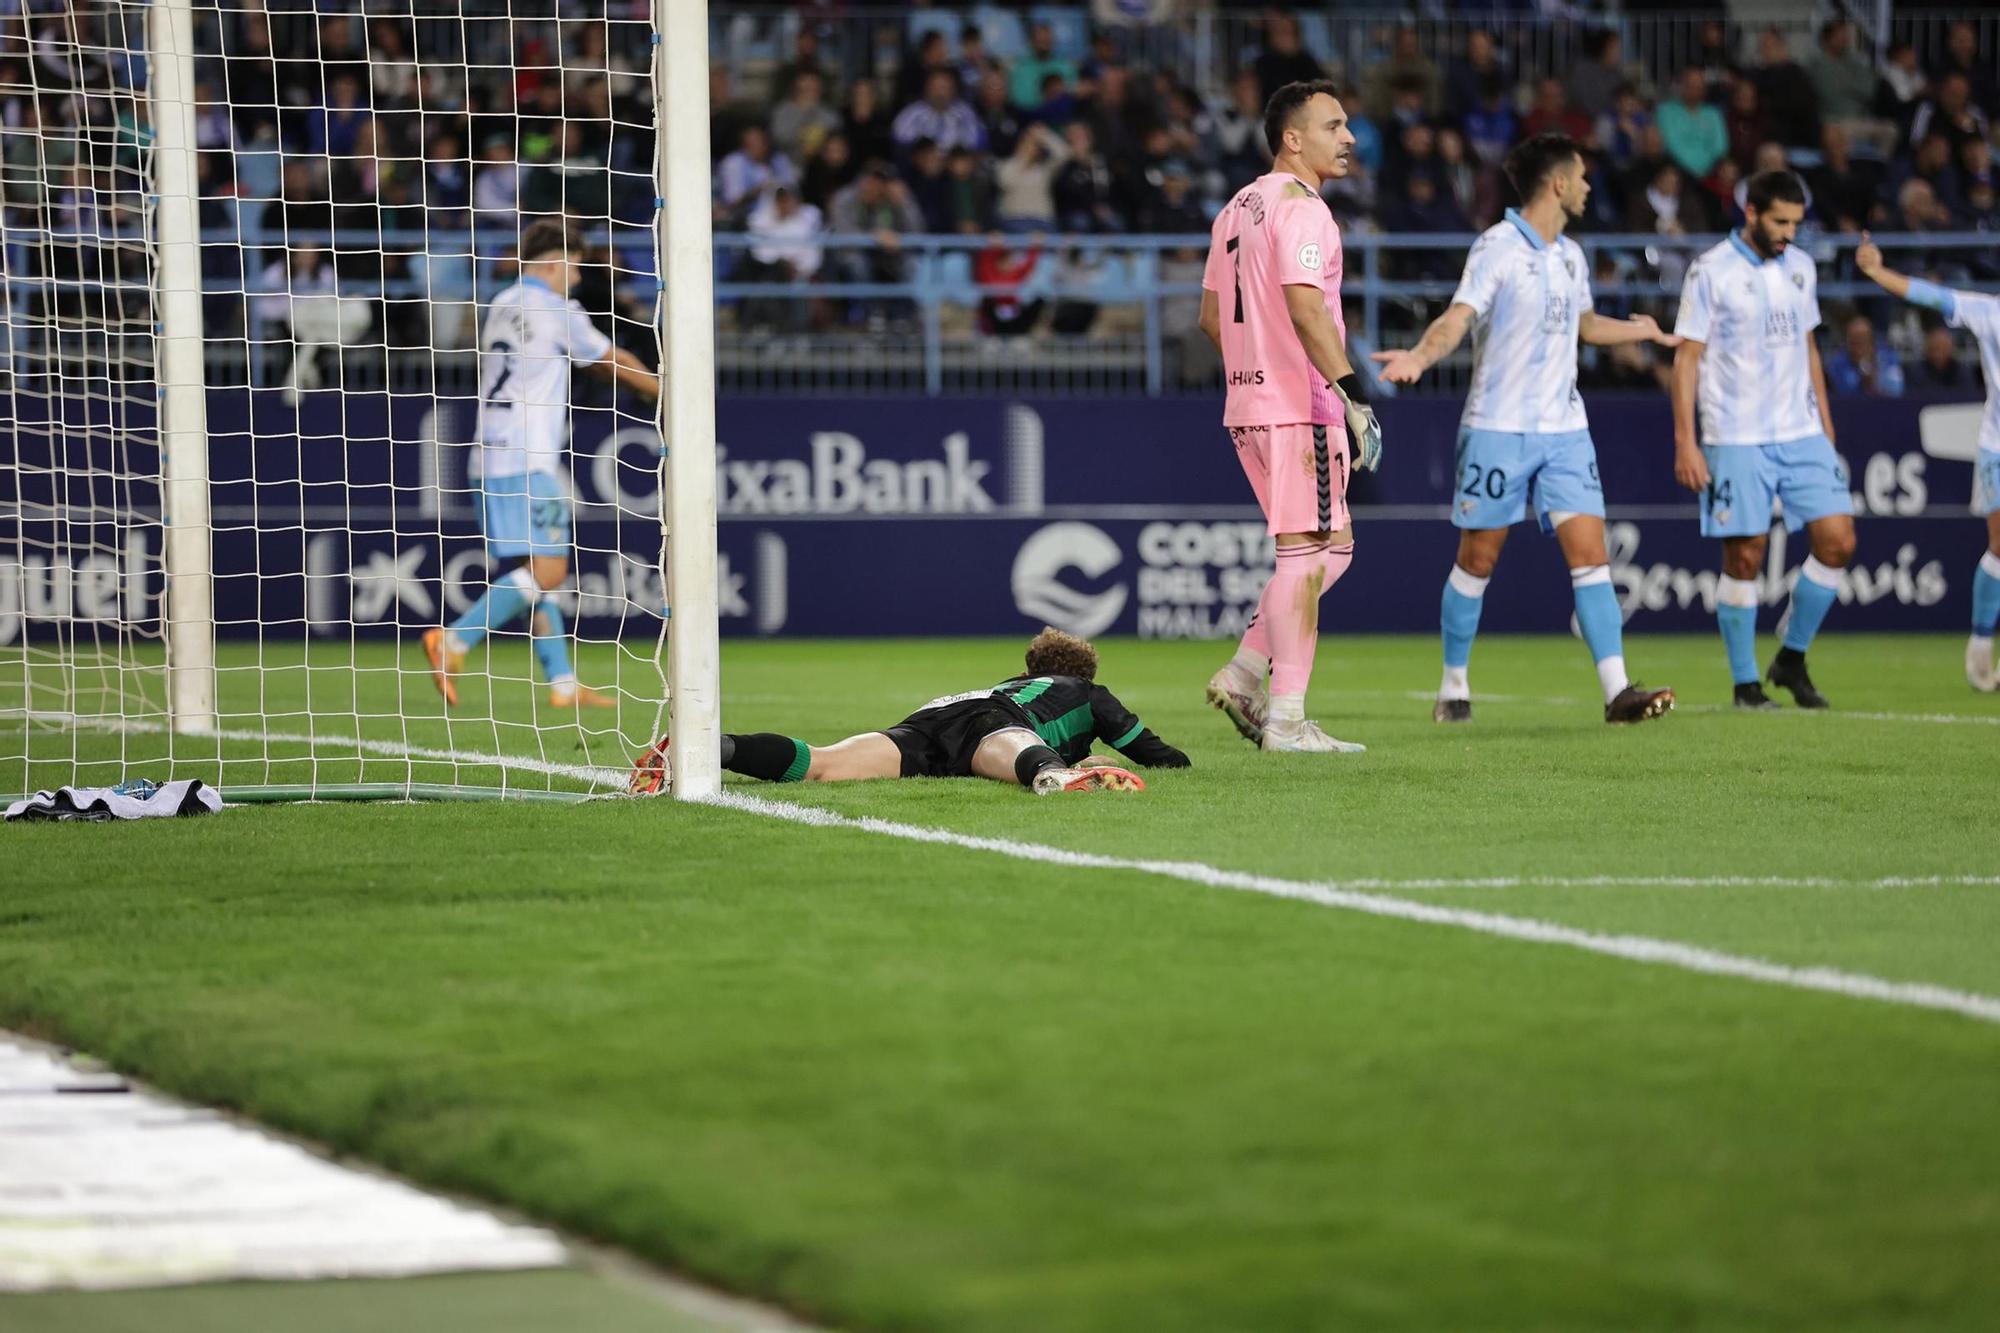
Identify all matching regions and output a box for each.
[1453,209,1593,434]
[474,277,613,555]
[1447,210,1601,532]
[1923,288,2000,515]
[1673,234,1823,447]
[1676,233,1851,537]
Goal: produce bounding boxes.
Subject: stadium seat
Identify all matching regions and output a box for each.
[972,6,1032,64]
[906,10,962,55]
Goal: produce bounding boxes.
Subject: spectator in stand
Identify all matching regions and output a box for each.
[902,137,951,232]
[1809,19,1887,146]
[1911,326,1978,393]
[1522,77,1592,146]
[996,121,1070,233]
[1252,16,1324,105]
[1901,134,1965,217]
[1753,28,1821,150]
[799,131,856,213]
[305,72,370,158]
[975,237,1045,337]
[842,79,895,168]
[1724,77,1770,172]
[1445,29,1506,125]
[1630,158,1707,236]
[826,165,924,324]
[1383,171,1466,277]
[1010,22,1079,112]
[1911,72,1991,155]
[1033,71,1083,131]
[1053,120,1120,233]
[1659,68,1727,181]
[741,185,823,333]
[1959,138,1997,214]
[1084,64,1152,165]
[1691,19,1738,86]
[973,69,1023,157]
[776,27,829,101]
[1139,158,1207,233]
[1369,26,1442,120]
[1566,30,1626,123]
[772,69,840,166]
[942,146,993,234]
[1809,124,1884,232]
[957,26,995,98]
[895,31,952,111]
[1463,73,1519,169]
[1877,41,1927,126]
[715,124,796,228]
[1213,69,1270,189]
[893,69,984,156]
[1384,120,1438,195]
[1435,127,1488,228]
[1341,79,1385,177]
[1826,313,1905,396]
[1596,83,1653,171]
[1936,20,1997,116]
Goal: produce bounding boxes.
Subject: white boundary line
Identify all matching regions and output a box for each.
[707,791,2000,1027]
[1393,690,2000,725]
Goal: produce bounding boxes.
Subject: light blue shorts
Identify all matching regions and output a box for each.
[1451,428,1603,533]
[1700,435,1853,538]
[481,470,571,558]
[1975,452,2000,517]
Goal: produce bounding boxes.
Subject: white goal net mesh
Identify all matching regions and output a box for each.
[1,1,669,802]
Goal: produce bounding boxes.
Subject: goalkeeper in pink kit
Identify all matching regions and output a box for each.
[1199,80,1381,753]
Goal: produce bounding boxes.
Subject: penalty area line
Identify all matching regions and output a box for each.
[707,791,2000,1027]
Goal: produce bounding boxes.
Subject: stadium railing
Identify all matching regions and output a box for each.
[6,228,1991,399]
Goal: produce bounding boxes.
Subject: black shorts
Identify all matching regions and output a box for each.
[880,698,1038,779]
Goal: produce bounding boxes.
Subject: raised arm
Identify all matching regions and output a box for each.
[1856,231,1957,319]
[1369,302,1474,383]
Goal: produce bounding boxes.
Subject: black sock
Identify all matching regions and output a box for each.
[1014,744,1064,787]
[1774,646,1806,669]
[723,732,812,782]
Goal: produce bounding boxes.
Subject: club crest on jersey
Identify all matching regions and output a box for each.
[1563,257,1576,279]
[1791,272,1805,289]
[1298,242,1322,271]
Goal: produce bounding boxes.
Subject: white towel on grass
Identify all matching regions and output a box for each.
[5,780,223,823]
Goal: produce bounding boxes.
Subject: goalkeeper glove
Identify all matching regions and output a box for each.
[1336,374,1383,473]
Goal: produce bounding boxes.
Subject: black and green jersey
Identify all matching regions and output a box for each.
[986,675,1190,769]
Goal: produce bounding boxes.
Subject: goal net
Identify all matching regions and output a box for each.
[1,1,705,804]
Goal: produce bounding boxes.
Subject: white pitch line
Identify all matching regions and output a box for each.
[706,791,2000,1027]
[1324,873,2000,891]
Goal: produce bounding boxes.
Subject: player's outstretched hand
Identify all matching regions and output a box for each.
[1673,443,1710,494]
[1369,348,1426,384]
[1632,313,1682,348]
[1854,231,1883,279]
[1347,398,1384,472]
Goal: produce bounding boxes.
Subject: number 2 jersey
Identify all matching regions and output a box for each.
[1203,172,1347,428]
[476,276,614,481]
[910,675,1189,768]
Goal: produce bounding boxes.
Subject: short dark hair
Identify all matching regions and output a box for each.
[1745,168,1807,213]
[519,219,578,263]
[1503,131,1582,201]
[1263,79,1340,155]
[1025,627,1098,681]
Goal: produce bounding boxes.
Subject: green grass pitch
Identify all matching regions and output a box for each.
[3,632,1998,1331]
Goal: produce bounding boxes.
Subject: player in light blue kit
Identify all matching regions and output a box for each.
[1372,133,1679,725]
[423,221,660,708]
[1672,170,1856,709]
[1855,233,2000,691]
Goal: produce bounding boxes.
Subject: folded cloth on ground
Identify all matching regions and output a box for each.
[5,779,223,823]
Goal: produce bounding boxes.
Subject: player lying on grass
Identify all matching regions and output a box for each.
[630,629,1189,795]
[424,219,660,710]
[1853,234,2000,692]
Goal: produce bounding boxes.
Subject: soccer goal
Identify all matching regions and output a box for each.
[0,0,719,805]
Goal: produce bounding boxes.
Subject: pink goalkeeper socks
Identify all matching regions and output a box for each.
[1265,542,1353,698]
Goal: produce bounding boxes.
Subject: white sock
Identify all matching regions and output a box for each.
[1268,692,1305,723]
[1438,664,1470,701]
[442,629,469,656]
[1227,646,1269,681]
[1596,654,1629,703]
[1974,634,1995,653]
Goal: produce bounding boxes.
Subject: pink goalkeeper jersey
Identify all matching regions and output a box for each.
[1203,172,1347,428]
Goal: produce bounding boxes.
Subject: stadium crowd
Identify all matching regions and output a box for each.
[0,5,1994,393]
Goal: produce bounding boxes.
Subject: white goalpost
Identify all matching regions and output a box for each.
[0,0,718,804]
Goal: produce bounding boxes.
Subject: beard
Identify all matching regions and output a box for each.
[1750,221,1790,257]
